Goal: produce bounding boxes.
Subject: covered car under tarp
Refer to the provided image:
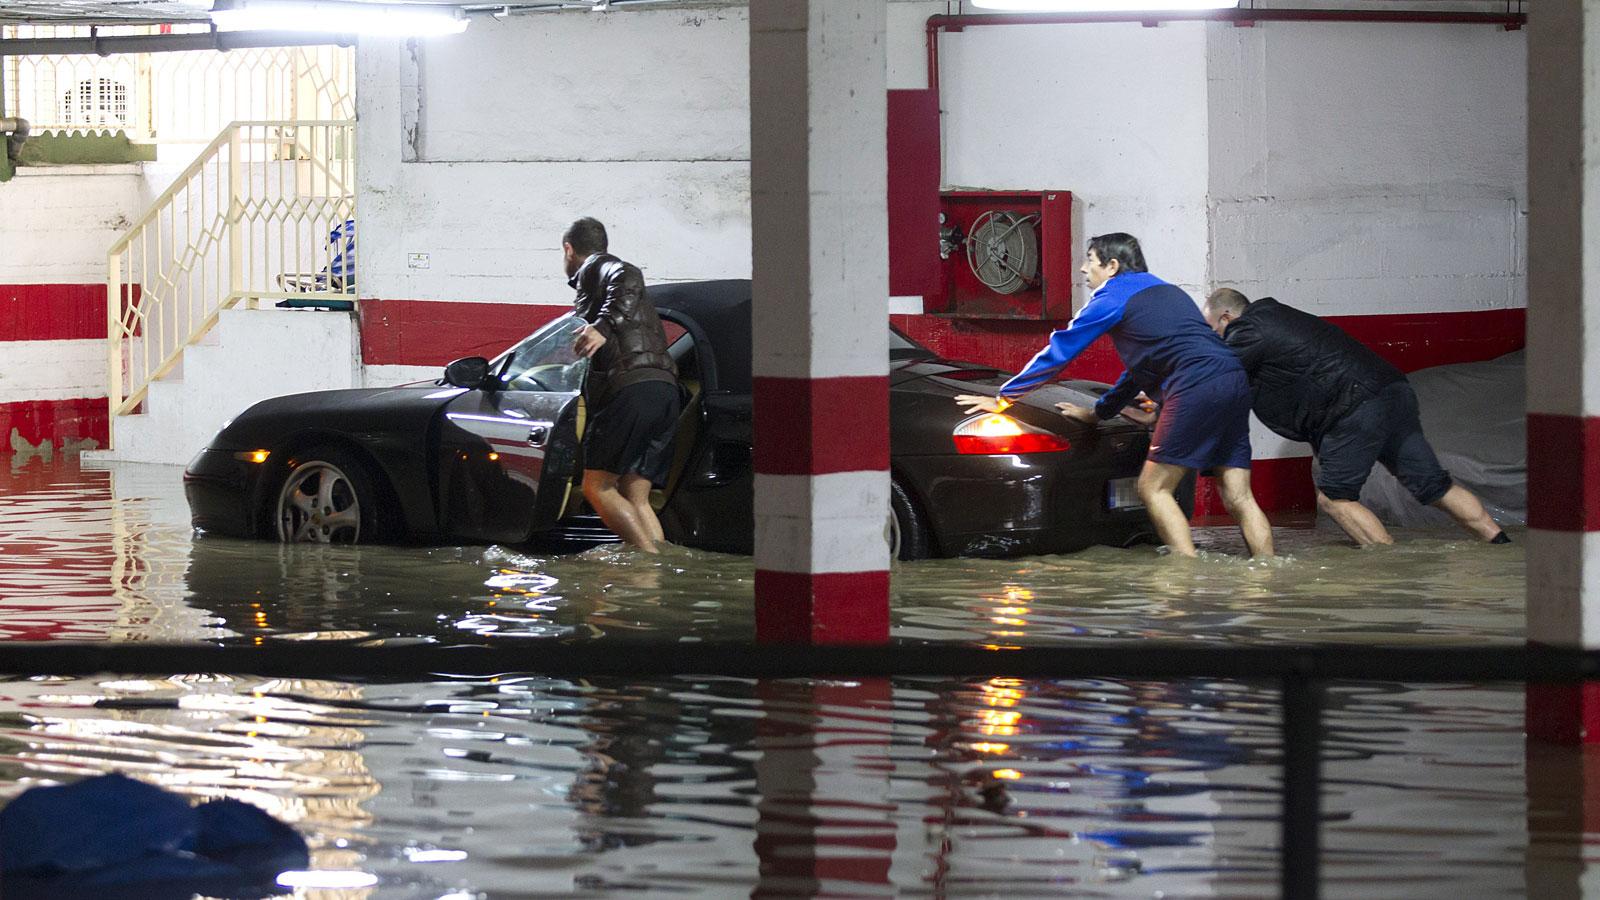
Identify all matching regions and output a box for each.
[1353,350,1526,528]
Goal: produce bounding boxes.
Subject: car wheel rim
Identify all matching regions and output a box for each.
[888,508,902,560]
[276,461,360,544]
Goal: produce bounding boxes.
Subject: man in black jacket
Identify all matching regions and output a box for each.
[563,217,680,553]
[1203,289,1507,546]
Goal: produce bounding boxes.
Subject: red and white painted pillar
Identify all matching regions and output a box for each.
[1525,0,1600,743]
[749,1,891,645]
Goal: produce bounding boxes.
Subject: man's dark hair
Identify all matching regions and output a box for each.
[1206,288,1251,317]
[1085,232,1148,274]
[563,217,609,257]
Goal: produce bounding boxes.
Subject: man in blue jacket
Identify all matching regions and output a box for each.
[957,233,1273,558]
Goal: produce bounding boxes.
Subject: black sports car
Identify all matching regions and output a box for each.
[185,280,1175,558]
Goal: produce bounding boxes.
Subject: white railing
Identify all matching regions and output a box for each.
[1,24,353,142]
[107,120,356,429]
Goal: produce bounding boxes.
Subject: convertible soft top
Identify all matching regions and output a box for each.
[649,279,752,394]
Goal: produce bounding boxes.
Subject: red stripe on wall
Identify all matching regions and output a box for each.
[1527,679,1600,744]
[359,299,568,367]
[0,398,109,450]
[1192,455,1317,517]
[894,306,1525,382]
[754,569,891,644]
[753,376,891,476]
[891,314,1125,383]
[0,284,107,341]
[1328,308,1525,373]
[887,89,943,301]
[1527,413,1600,532]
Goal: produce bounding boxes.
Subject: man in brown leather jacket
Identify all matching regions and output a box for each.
[563,217,680,553]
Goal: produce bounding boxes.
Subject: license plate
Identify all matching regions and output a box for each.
[1107,477,1143,510]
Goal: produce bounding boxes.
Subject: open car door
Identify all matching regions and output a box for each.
[437,315,590,543]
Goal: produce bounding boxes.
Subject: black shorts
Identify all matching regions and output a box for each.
[1313,381,1452,505]
[583,380,681,488]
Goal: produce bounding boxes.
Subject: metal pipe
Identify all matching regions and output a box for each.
[0,28,355,57]
[925,8,1527,93]
[0,115,28,163]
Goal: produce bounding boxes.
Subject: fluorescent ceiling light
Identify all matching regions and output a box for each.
[210,0,471,36]
[971,0,1238,10]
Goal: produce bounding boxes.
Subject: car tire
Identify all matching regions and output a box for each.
[889,479,932,561]
[272,444,394,544]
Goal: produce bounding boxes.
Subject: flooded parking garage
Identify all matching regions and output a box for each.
[0,458,1537,897]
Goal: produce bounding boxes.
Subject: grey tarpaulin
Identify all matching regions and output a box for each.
[1353,350,1526,528]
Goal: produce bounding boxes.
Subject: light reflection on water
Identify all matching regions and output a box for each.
[0,458,1529,897]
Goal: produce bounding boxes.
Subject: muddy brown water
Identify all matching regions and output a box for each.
[0,458,1532,897]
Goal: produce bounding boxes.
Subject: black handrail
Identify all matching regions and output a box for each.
[0,640,1579,900]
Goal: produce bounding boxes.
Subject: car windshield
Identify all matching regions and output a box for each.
[491,314,590,393]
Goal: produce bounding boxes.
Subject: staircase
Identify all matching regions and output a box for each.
[86,306,360,465]
[85,120,357,466]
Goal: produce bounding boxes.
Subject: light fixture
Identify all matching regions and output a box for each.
[971,0,1237,10]
[210,0,470,36]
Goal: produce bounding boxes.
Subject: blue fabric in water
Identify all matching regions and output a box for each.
[0,773,308,898]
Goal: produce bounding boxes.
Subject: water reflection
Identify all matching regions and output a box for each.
[0,458,1531,896]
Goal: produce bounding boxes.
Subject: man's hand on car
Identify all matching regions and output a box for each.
[574,325,607,358]
[954,394,1008,415]
[1118,393,1159,427]
[1054,402,1101,425]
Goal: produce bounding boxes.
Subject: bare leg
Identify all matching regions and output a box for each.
[1431,484,1504,541]
[582,469,658,553]
[1215,466,1275,557]
[1316,490,1394,546]
[1138,460,1196,558]
[619,472,666,545]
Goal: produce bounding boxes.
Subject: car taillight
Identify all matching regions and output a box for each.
[952,413,1071,455]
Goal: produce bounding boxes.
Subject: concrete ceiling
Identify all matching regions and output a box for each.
[0,0,709,25]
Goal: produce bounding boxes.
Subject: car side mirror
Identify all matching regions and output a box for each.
[443,356,495,390]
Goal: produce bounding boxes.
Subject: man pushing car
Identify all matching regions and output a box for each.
[958,232,1275,559]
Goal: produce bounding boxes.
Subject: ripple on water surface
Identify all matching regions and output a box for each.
[0,458,1530,897]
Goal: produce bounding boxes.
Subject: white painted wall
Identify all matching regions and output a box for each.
[1207,23,1527,316]
[937,22,1213,300]
[356,6,753,308]
[1207,22,1526,459]
[0,165,145,283]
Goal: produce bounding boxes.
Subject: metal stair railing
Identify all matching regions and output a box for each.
[105,119,356,440]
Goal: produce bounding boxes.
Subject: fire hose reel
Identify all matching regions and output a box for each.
[935,190,1073,321]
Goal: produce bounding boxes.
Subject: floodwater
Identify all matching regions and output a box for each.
[0,458,1538,897]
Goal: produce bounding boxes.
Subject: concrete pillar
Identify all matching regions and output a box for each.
[1526,3,1600,895]
[751,679,897,895]
[748,1,891,644]
[1525,0,1600,743]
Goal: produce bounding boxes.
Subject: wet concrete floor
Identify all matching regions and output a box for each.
[0,457,1534,897]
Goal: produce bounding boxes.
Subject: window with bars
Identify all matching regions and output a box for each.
[61,77,129,128]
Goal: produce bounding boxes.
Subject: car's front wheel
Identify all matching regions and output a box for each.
[273,445,390,544]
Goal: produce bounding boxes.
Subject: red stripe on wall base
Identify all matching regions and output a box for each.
[1328,308,1525,373]
[1193,456,1317,517]
[1527,413,1600,532]
[0,398,109,452]
[0,284,108,341]
[754,569,890,645]
[359,299,569,367]
[753,376,890,476]
[1527,679,1600,744]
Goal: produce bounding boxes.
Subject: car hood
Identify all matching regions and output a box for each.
[208,384,469,449]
